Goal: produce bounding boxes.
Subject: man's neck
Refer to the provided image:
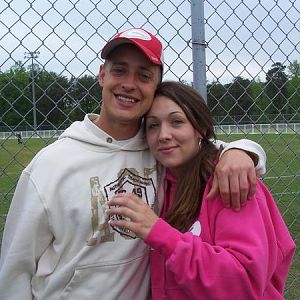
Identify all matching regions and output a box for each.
[93,115,141,141]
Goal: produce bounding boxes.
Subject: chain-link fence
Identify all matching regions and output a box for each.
[0,0,299,298]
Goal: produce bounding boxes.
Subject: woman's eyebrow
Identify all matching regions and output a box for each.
[170,111,184,115]
[146,111,184,119]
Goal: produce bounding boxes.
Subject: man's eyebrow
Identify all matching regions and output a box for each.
[110,61,127,66]
[110,61,153,71]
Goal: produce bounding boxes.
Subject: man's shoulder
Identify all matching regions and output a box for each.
[26,138,74,171]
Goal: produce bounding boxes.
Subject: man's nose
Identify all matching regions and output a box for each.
[121,73,136,91]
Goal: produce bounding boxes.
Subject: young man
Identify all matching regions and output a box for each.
[0,28,266,299]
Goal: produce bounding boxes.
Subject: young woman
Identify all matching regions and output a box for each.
[107,81,295,300]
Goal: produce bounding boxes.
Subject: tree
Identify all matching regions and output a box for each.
[250,78,270,123]
[286,60,300,120]
[286,76,300,120]
[287,60,300,78]
[0,62,32,129]
[68,74,101,121]
[34,70,71,129]
[265,62,288,117]
[227,76,254,123]
[207,81,229,124]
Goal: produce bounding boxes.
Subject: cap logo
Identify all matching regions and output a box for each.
[120,29,151,41]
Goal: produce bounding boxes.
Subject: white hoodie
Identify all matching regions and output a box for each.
[0,114,266,300]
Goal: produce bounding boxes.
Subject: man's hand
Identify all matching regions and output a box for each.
[207,149,257,210]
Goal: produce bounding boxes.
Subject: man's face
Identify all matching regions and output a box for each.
[98,44,161,133]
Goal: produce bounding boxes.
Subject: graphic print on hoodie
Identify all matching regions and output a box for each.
[87,168,157,245]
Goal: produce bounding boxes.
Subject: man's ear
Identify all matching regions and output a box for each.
[99,64,105,87]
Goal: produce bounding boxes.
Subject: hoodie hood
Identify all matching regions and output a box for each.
[59,114,149,151]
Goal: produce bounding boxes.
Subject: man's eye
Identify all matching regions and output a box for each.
[112,68,125,74]
[140,73,152,81]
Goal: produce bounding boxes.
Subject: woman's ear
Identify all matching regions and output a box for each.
[196,132,203,147]
[197,131,205,140]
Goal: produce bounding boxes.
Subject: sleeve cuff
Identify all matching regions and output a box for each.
[145,218,183,258]
[218,139,266,175]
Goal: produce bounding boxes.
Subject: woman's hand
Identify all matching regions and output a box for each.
[106,193,159,239]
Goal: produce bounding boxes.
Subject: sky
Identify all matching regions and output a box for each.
[0,0,299,84]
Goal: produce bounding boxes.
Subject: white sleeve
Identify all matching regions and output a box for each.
[0,171,52,300]
[214,139,266,175]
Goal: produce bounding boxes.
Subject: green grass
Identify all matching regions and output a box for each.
[0,137,56,216]
[0,133,299,299]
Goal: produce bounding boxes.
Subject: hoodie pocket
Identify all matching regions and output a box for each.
[61,253,150,300]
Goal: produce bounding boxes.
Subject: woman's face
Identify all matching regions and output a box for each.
[145,95,201,176]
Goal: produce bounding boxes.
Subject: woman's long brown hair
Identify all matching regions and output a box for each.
[153,81,219,232]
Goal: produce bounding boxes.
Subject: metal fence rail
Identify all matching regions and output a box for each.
[0,0,299,298]
[1,123,300,140]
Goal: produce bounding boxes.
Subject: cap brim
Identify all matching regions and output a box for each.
[101,38,132,59]
[101,38,162,66]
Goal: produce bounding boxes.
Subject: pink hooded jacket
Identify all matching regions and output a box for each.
[145,171,295,300]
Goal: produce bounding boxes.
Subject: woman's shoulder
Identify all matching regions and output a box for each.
[201,178,274,218]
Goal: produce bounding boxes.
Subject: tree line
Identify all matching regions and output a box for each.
[0,60,299,131]
[207,60,300,124]
[0,61,101,131]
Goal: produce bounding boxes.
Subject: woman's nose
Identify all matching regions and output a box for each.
[158,125,172,142]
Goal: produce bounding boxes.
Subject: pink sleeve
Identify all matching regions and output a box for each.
[145,182,290,299]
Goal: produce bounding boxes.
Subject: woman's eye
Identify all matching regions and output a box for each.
[147,123,159,129]
[172,119,184,126]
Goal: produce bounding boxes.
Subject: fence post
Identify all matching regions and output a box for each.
[191,0,207,101]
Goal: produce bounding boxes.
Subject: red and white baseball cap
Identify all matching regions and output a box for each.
[101,28,163,67]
